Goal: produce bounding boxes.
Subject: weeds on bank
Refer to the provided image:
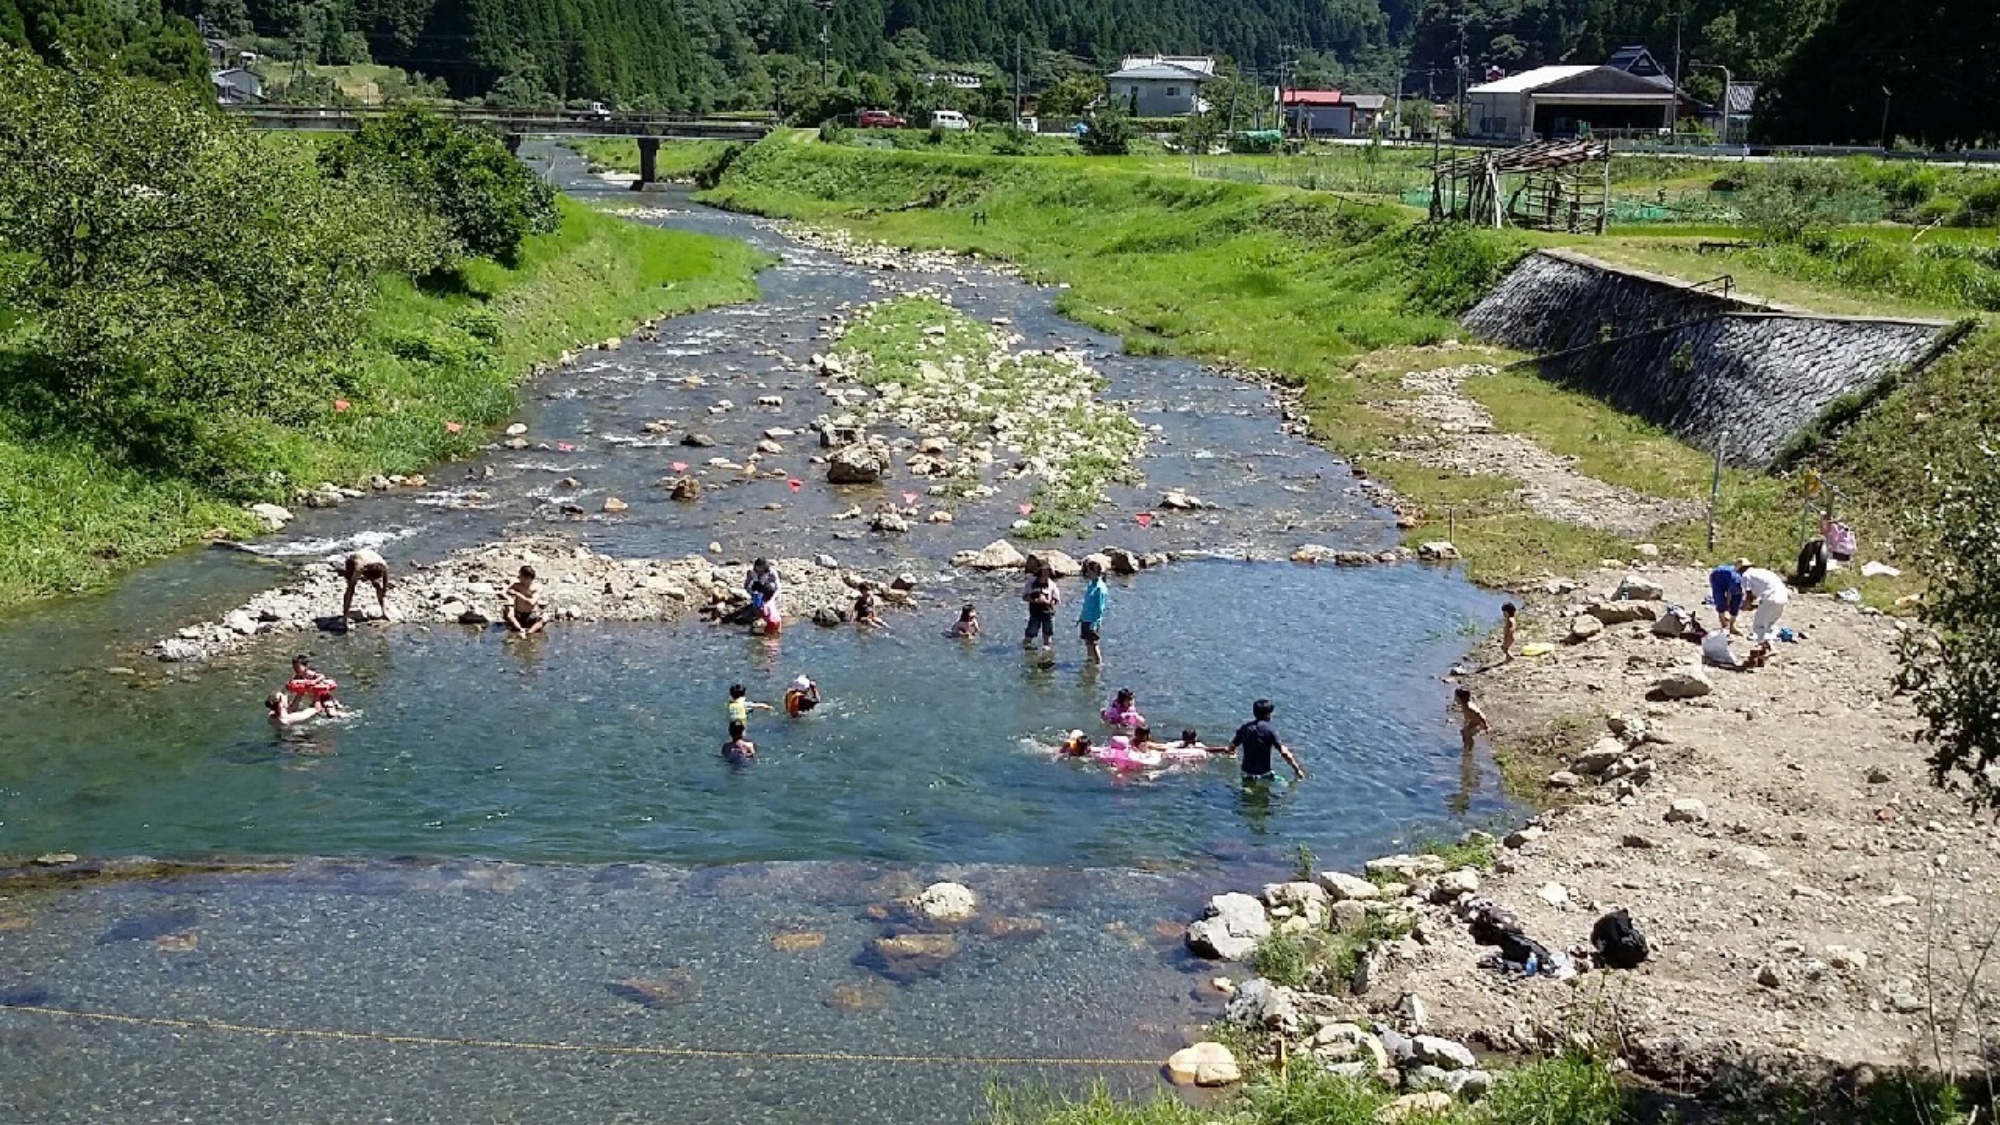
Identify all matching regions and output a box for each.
[1251,914,1413,992]
[1413,833,1497,873]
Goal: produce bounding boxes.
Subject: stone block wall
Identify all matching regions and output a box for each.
[1462,250,1962,467]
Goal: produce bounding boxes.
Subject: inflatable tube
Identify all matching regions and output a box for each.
[1519,643,1555,657]
[1100,706,1145,728]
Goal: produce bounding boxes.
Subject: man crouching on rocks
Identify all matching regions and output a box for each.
[342,549,391,622]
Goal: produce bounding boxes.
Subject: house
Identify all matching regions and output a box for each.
[1106,55,1215,118]
[918,72,983,90]
[1345,93,1388,134]
[1281,90,1352,136]
[1604,44,1675,89]
[1466,64,1680,141]
[211,67,264,105]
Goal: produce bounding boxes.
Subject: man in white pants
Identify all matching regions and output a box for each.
[1736,559,1791,652]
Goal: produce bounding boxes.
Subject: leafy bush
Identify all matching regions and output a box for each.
[1738,161,1885,243]
[1400,222,1525,317]
[320,106,557,265]
[1901,444,2000,815]
[1079,109,1135,156]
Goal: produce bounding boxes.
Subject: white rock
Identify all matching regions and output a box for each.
[248,502,293,531]
[1364,854,1447,880]
[1430,868,1480,903]
[1184,892,1271,961]
[952,540,1026,570]
[1651,669,1714,699]
[505,423,528,436]
[1318,871,1380,901]
[1165,1041,1241,1087]
[1412,1035,1477,1071]
[1537,882,1569,907]
[1666,798,1709,824]
[911,881,979,922]
[1417,541,1459,561]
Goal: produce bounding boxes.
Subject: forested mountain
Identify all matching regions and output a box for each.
[1,0,203,81]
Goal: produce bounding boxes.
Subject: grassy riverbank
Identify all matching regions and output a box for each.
[566,138,741,182]
[0,199,764,604]
[700,138,1963,586]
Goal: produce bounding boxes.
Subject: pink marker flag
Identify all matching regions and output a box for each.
[333,399,350,413]
[444,421,463,433]
[789,479,803,492]
[672,461,689,473]
[557,442,576,453]
[1018,503,1035,515]
[1136,512,1155,528]
[902,491,920,505]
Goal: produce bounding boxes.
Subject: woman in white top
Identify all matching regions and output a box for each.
[1735,560,1791,646]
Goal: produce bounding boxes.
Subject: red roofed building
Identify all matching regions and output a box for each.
[1279,89,1386,137]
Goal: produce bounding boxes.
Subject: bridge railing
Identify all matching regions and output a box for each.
[222,104,776,138]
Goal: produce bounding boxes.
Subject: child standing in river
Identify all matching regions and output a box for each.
[1452,687,1491,755]
[1022,561,1058,651]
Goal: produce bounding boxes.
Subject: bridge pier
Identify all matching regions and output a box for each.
[633,137,661,190]
[503,132,522,155]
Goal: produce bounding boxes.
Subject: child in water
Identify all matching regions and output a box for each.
[266,691,324,728]
[1452,687,1491,754]
[1058,730,1093,758]
[853,585,886,629]
[286,655,348,717]
[722,722,756,763]
[947,603,981,639]
[1100,688,1144,730]
[784,675,821,716]
[727,683,771,727]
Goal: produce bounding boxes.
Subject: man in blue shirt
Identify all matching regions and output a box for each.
[1078,559,1109,665]
[1709,562,1744,633]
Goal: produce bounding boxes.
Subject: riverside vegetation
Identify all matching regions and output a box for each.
[698,135,1998,588]
[0,52,763,603]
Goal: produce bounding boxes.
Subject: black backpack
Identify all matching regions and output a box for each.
[1591,909,1649,969]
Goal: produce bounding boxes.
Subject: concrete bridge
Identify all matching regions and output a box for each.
[224,105,774,186]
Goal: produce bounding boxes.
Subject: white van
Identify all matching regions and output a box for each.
[930,109,971,131]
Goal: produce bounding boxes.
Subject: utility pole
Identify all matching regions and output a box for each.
[1880,87,1893,150]
[813,0,834,87]
[1454,16,1468,140]
[1013,34,1023,128]
[1671,3,1684,137]
[1391,62,1405,140]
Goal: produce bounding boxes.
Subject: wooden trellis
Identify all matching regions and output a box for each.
[1429,139,1612,233]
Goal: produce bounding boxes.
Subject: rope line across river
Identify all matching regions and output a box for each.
[0,1002,1163,1069]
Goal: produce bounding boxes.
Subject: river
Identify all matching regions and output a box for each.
[0,145,1505,1123]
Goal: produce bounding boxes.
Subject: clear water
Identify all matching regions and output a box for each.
[0,145,1507,1121]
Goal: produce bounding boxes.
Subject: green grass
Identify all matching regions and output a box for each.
[839,127,1085,157]
[566,138,740,181]
[0,198,766,604]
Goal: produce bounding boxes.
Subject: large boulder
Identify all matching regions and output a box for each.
[1185,892,1271,961]
[1364,854,1447,880]
[248,503,293,531]
[1165,1041,1241,1087]
[952,540,1026,570]
[868,932,959,981]
[1319,871,1380,902]
[1613,574,1667,601]
[1261,881,1330,927]
[1571,737,1628,776]
[827,443,890,484]
[1224,977,1300,1034]
[1026,550,1082,578]
[1567,615,1604,644]
[1412,1035,1478,1071]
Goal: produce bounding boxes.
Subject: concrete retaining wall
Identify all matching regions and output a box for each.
[1461,250,1963,466]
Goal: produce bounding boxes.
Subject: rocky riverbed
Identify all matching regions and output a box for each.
[1165,562,1990,1106]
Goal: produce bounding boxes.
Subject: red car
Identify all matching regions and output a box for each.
[858,109,908,128]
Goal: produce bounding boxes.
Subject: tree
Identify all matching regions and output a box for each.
[1901,443,2000,814]
[319,106,556,264]
[1736,162,1882,243]
[0,49,447,494]
[1035,72,1101,117]
[1079,104,1133,155]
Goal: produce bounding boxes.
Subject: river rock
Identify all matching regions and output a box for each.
[756,439,784,455]
[1614,574,1666,601]
[911,881,979,923]
[1586,600,1659,625]
[1165,1042,1241,1087]
[1417,541,1459,561]
[1429,868,1480,904]
[224,610,260,637]
[1666,798,1709,824]
[891,573,919,591]
[953,540,1026,570]
[1330,899,1371,933]
[1412,1035,1477,1071]
[1319,871,1379,901]
[1651,669,1714,700]
[827,444,890,484]
[1104,548,1140,575]
[869,932,959,980]
[1224,977,1300,1034]
[1159,489,1208,510]
[668,477,702,502]
[1027,550,1081,578]
[602,497,629,513]
[1567,615,1604,643]
[1365,854,1447,880]
[1185,892,1270,961]
[1261,881,1329,927]
[813,607,842,627]
[871,511,910,533]
[249,503,293,531]
[1572,737,1627,776]
[1378,1092,1454,1123]
[680,433,716,448]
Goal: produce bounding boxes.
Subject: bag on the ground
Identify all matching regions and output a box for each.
[1591,908,1649,969]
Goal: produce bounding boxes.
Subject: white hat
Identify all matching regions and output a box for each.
[793,675,812,690]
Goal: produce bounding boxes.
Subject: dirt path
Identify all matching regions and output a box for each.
[1383,365,1699,537]
[1363,565,1996,1093]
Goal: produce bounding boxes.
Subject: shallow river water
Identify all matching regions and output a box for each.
[0,147,1505,1123]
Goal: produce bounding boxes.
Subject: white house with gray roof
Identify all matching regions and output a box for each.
[1106,55,1215,117]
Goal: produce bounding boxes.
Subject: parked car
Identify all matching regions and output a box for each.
[857,109,908,128]
[930,109,971,131]
[567,101,613,120]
